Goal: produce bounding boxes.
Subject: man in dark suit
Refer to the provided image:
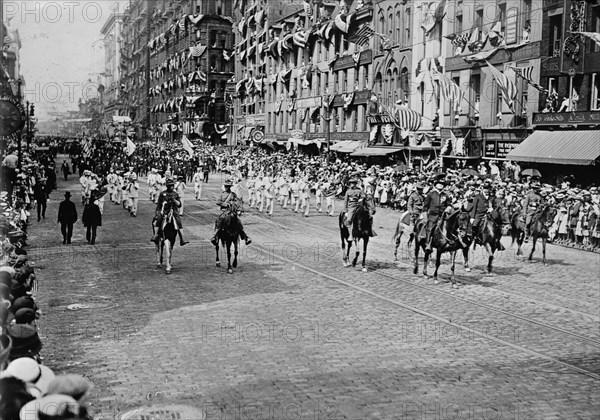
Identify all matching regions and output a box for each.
[57,191,77,244]
[468,184,492,244]
[423,180,446,251]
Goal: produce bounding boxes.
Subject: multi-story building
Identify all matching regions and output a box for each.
[100,12,126,120]
[505,0,600,180]
[146,0,234,144]
[233,0,377,151]
[439,0,544,166]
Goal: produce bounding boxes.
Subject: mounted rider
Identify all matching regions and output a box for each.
[407,183,425,226]
[423,178,447,251]
[151,177,189,246]
[210,177,252,246]
[343,176,376,241]
[522,177,544,236]
[468,183,493,244]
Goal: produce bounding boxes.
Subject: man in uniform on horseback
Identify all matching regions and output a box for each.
[423,179,446,251]
[468,183,493,244]
[210,178,252,246]
[343,177,376,241]
[523,177,544,239]
[407,183,425,226]
[151,177,189,246]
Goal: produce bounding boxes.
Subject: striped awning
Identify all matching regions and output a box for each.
[392,105,422,131]
[350,147,403,157]
[506,130,600,165]
[330,140,364,153]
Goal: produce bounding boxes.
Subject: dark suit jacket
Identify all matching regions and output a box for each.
[424,190,444,219]
[469,193,489,220]
[58,200,78,224]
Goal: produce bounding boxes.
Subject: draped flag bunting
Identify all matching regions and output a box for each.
[287,99,296,113]
[334,12,354,33]
[181,135,195,157]
[188,14,205,25]
[393,106,422,131]
[301,107,310,121]
[487,21,504,48]
[311,106,320,120]
[215,124,228,134]
[486,61,517,113]
[381,124,395,143]
[81,138,93,158]
[328,52,340,68]
[189,45,207,58]
[421,1,446,35]
[328,94,336,108]
[570,31,600,48]
[293,31,308,48]
[369,125,379,144]
[303,0,312,16]
[223,50,232,61]
[342,92,355,110]
[348,24,374,46]
[126,137,136,156]
[352,52,361,66]
[434,68,462,112]
[510,66,549,95]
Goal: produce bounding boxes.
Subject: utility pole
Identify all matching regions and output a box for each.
[321,107,332,165]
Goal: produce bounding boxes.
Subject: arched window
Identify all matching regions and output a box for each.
[388,8,394,42]
[386,69,393,105]
[396,9,402,44]
[392,68,399,103]
[400,67,410,103]
[378,11,385,35]
[375,72,383,95]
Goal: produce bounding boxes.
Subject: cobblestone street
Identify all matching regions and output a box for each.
[27,157,600,420]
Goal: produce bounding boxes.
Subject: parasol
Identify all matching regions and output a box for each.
[521,168,541,177]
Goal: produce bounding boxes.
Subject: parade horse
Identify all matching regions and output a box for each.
[509,202,527,257]
[339,198,372,271]
[468,207,510,276]
[526,204,557,266]
[215,205,241,274]
[413,210,471,288]
[152,199,178,274]
[392,210,416,261]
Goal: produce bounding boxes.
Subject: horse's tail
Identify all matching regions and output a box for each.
[392,219,402,244]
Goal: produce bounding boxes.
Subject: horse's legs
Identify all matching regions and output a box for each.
[156,241,162,267]
[232,240,238,268]
[528,236,537,261]
[517,230,524,257]
[226,241,233,274]
[432,250,441,284]
[344,238,352,267]
[164,240,172,273]
[215,240,221,267]
[413,239,420,275]
[466,249,473,274]
[361,238,368,272]
[484,243,494,275]
[450,251,459,288]
[542,237,548,266]
[352,239,360,267]
[423,249,431,278]
[394,231,402,261]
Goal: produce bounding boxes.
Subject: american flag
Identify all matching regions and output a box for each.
[486,61,517,113]
[434,69,463,112]
[510,66,549,96]
[348,24,374,47]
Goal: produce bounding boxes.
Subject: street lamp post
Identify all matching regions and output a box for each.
[16,78,22,169]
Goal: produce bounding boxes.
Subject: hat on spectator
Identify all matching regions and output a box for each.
[20,394,82,420]
[45,374,94,403]
[14,308,36,324]
[6,324,42,359]
[1,357,55,396]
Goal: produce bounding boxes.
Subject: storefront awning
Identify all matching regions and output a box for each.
[506,130,600,165]
[330,140,364,153]
[351,147,403,157]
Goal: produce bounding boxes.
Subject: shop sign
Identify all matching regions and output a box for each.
[484,141,519,159]
[532,111,600,126]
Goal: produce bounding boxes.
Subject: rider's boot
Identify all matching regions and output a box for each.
[179,231,189,246]
[211,230,218,246]
[240,230,252,245]
[151,232,159,244]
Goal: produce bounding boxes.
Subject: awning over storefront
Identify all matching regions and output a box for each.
[506,130,600,165]
[330,140,364,153]
[112,116,132,123]
[351,147,403,157]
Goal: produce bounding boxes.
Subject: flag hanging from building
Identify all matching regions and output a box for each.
[348,24,374,47]
[434,69,462,112]
[81,137,93,158]
[486,61,517,113]
[181,135,195,157]
[126,137,136,156]
[509,66,549,96]
[570,31,600,48]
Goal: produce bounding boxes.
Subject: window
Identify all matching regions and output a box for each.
[522,0,532,42]
[475,8,484,40]
[364,65,369,88]
[495,84,503,121]
[591,73,600,110]
[396,11,401,43]
[400,68,410,103]
[209,30,217,47]
[375,72,383,95]
[404,8,411,46]
[343,35,349,54]
[455,14,463,37]
[343,70,347,91]
[498,4,506,33]
[591,7,600,53]
[469,74,480,118]
[420,82,425,115]
[549,14,562,57]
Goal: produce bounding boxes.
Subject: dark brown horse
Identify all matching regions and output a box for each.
[527,203,557,266]
[414,210,471,288]
[468,207,510,275]
[339,198,372,271]
[153,200,178,274]
[509,202,526,257]
[215,206,241,274]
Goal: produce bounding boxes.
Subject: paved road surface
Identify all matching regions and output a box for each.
[27,156,600,419]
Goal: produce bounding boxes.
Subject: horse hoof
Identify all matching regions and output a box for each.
[361,267,367,272]
[452,283,459,289]
[156,263,161,267]
[544,263,549,267]
[227,268,233,274]
[166,269,171,274]
[216,262,221,267]
[486,272,494,277]
[464,267,471,272]
[232,261,238,268]
[433,279,440,285]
